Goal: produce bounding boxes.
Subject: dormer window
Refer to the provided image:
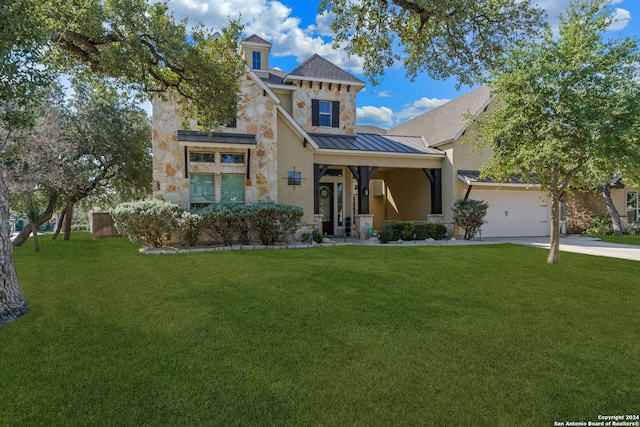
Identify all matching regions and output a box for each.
[312,99,340,128]
[252,51,261,70]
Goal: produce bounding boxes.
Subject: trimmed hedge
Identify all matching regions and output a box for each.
[246,202,303,245]
[111,199,180,248]
[385,221,447,241]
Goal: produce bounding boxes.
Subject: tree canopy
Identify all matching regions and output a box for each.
[0,0,245,326]
[320,0,546,86]
[469,0,640,263]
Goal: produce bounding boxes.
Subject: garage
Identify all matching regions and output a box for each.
[472,189,550,238]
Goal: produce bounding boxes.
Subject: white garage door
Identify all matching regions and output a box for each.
[474,190,550,238]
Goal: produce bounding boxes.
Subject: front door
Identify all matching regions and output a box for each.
[319,183,334,235]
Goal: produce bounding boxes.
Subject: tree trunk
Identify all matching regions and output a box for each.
[548,190,561,264]
[598,183,623,236]
[12,192,57,247]
[29,220,40,252]
[0,171,29,327]
[63,202,73,240]
[51,209,66,240]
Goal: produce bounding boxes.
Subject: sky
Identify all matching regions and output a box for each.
[151,0,640,129]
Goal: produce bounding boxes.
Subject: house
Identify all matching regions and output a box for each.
[152,35,584,239]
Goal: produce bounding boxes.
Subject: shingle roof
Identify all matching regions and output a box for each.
[242,34,272,46]
[311,133,442,155]
[356,125,388,135]
[287,54,365,85]
[390,86,493,147]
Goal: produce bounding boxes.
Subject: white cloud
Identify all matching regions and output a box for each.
[156,0,364,74]
[377,90,392,98]
[609,8,631,31]
[395,97,450,122]
[357,97,450,127]
[356,106,394,126]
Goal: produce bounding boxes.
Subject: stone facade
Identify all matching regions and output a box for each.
[291,82,358,135]
[152,74,279,209]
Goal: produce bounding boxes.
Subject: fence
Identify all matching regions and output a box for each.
[91,213,121,239]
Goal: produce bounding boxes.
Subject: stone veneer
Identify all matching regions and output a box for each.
[291,81,358,135]
[152,74,279,208]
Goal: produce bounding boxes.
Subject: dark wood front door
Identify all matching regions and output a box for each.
[319,183,334,235]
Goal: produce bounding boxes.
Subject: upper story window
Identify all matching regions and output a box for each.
[221,153,245,164]
[252,51,261,70]
[190,152,215,163]
[312,99,340,128]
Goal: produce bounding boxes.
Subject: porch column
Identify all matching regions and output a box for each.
[349,165,377,214]
[423,168,443,215]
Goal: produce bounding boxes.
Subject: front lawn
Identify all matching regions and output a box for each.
[1,234,639,426]
[597,234,640,246]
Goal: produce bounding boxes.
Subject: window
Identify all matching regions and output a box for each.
[312,100,340,128]
[287,171,301,186]
[190,174,215,208]
[628,191,639,222]
[189,152,215,163]
[221,174,245,203]
[220,153,245,164]
[252,51,261,70]
[319,101,331,126]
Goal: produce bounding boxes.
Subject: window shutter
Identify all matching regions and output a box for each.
[312,99,319,127]
[331,101,340,128]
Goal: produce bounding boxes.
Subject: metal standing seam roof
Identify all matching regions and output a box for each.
[177,130,257,145]
[311,133,443,155]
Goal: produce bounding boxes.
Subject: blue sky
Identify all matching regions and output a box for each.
[155,0,640,129]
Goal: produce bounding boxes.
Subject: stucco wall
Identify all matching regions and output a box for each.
[275,115,315,223]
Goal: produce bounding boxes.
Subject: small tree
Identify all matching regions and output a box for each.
[452,199,489,240]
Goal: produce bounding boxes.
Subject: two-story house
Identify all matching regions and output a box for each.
[152,35,568,239]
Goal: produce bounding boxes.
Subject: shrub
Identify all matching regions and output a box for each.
[625,224,640,236]
[176,211,203,247]
[415,222,447,240]
[311,228,323,244]
[379,225,394,243]
[111,199,180,248]
[452,199,489,240]
[584,216,614,236]
[199,203,242,246]
[390,221,414,241]
[247,202,304,245]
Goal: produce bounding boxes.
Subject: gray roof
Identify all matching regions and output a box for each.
[356,125,388,135]
[390,86,493,147]
[242,34,272,46]
[457,170,540,185]
[311,132,442,155]
[287,54,365,85]
[178,130,257,145]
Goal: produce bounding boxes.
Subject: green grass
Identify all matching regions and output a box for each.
[2,234,639,426]
[597,234,640,246]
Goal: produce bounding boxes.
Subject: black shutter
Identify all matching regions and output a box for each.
[311,99,319,126]
[331,101,340,128]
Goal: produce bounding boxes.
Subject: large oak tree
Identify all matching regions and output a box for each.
[0,0,245,326]
[320,0,546,86]
[470,0,640,264]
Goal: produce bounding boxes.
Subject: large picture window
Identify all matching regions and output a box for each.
[627,191,639,222]
[221,174,245,203]
[190,174,215,208]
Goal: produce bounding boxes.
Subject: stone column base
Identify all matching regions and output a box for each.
[313,214,324,233]
[355,214,374,240]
